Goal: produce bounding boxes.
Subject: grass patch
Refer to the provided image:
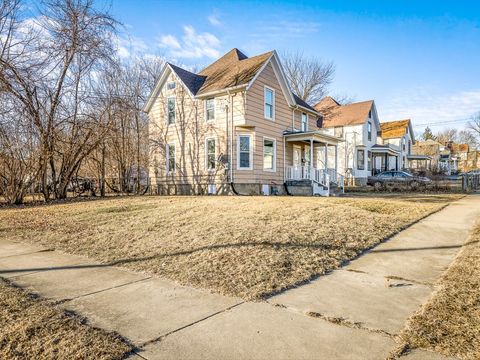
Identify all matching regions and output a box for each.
[0,278,132,359]
[398,220,480,360]
[0,194,461,300]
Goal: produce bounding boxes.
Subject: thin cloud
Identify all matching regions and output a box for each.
[159,25,221,59]
[208,14,222,26]
[379,87,480,128]
[252,20,321,38]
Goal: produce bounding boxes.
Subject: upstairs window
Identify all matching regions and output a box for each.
[167,97,176,125]
[334,126,344,137]
[205,138,216,170]
[368,110,372,118]
[167,81,176,90]
[367,122,372,141]
[205,98,215,121]
[402,138,406,151]
[301,113,308,132]
[166,143,175,173]
[264,87,274,120]
[238,135,252,169]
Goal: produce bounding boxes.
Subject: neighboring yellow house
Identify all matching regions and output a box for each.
[144,49,343,195]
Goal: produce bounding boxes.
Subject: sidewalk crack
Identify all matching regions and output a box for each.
[305,311,395,338]
[54,277,152,305]
[139,301,245,348]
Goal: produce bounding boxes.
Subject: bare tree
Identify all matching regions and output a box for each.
[282,50,335,104]
[468,112,480,144]
[0,0,118,200]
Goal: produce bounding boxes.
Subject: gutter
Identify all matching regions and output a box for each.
[195,84,247,99]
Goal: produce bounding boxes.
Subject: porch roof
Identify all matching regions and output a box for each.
[370,144,400,156]
[283,130,343,145]
[407,154,431,160]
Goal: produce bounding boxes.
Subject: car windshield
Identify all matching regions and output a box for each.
[379,172,392,178]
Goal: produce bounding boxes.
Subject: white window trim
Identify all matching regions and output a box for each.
[301,113,309,132]
[204,97,216,122]
[264,86,275,121]
[166,142,176,174]
[263,137,276,172]
[166,96,176,126]
[237,134,253,170]
[204,137,217,171]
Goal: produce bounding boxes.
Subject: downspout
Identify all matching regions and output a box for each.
[227,89,237,194]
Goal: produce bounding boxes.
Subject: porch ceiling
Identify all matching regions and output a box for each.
[371,148,400,156]
[284,131,343,145]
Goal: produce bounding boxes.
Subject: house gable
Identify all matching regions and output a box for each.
[144,63,200,113]
[246,51,296,109]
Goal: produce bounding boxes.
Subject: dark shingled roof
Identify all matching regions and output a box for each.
[293,93,317,113]
[168,63,206,95]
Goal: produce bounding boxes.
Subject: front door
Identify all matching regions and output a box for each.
[304,145,311,167]
[292,146,302,179]
[293,146,301,166]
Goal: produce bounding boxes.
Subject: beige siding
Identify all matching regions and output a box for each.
[148,72,245,188]
[242,62,292,184]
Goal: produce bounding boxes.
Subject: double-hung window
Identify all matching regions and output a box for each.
[264,87,274,120]
[301,113,308,132]
[167,97,176,125]
[367,151,372,171]
[263,138,276,171]
[166,143,175,173]
[205,98,215,121]
[357,149,365,170]
[367,122,372,141]
[238,135,252,169]
[205,138,216,170]
[167,82,176,90]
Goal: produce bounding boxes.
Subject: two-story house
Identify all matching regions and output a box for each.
[378,119,415,172]
[313,97,382,185]
[144,48,343,196]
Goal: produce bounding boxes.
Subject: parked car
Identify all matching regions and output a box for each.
[367,171,431,190]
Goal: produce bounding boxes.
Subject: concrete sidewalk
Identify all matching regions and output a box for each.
[1,194,479,359]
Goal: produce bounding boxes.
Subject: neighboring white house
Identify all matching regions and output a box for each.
[314,97,381,185]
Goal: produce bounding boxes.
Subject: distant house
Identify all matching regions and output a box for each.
[448,142,469,173]
[378,119,419,172]
[314,97,381,185]
[413,139,457,174]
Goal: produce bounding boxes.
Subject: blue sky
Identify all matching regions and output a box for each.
[104,0,480,131]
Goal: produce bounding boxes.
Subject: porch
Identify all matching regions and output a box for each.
[371,144,400,175]
[407,154,432,172]
[283,131,344,195]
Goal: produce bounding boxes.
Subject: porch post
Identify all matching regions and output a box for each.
[384,153,388,171]
[335,145,338,171]
[310,138,314,180]
[324,143,328,170]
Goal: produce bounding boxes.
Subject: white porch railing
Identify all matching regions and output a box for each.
[285,166,345,193]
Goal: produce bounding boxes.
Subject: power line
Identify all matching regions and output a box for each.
[413,118,472,128]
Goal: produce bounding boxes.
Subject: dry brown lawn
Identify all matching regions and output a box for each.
[0,278,132,359]
[398,220,480,360]
[0,194,461,300]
